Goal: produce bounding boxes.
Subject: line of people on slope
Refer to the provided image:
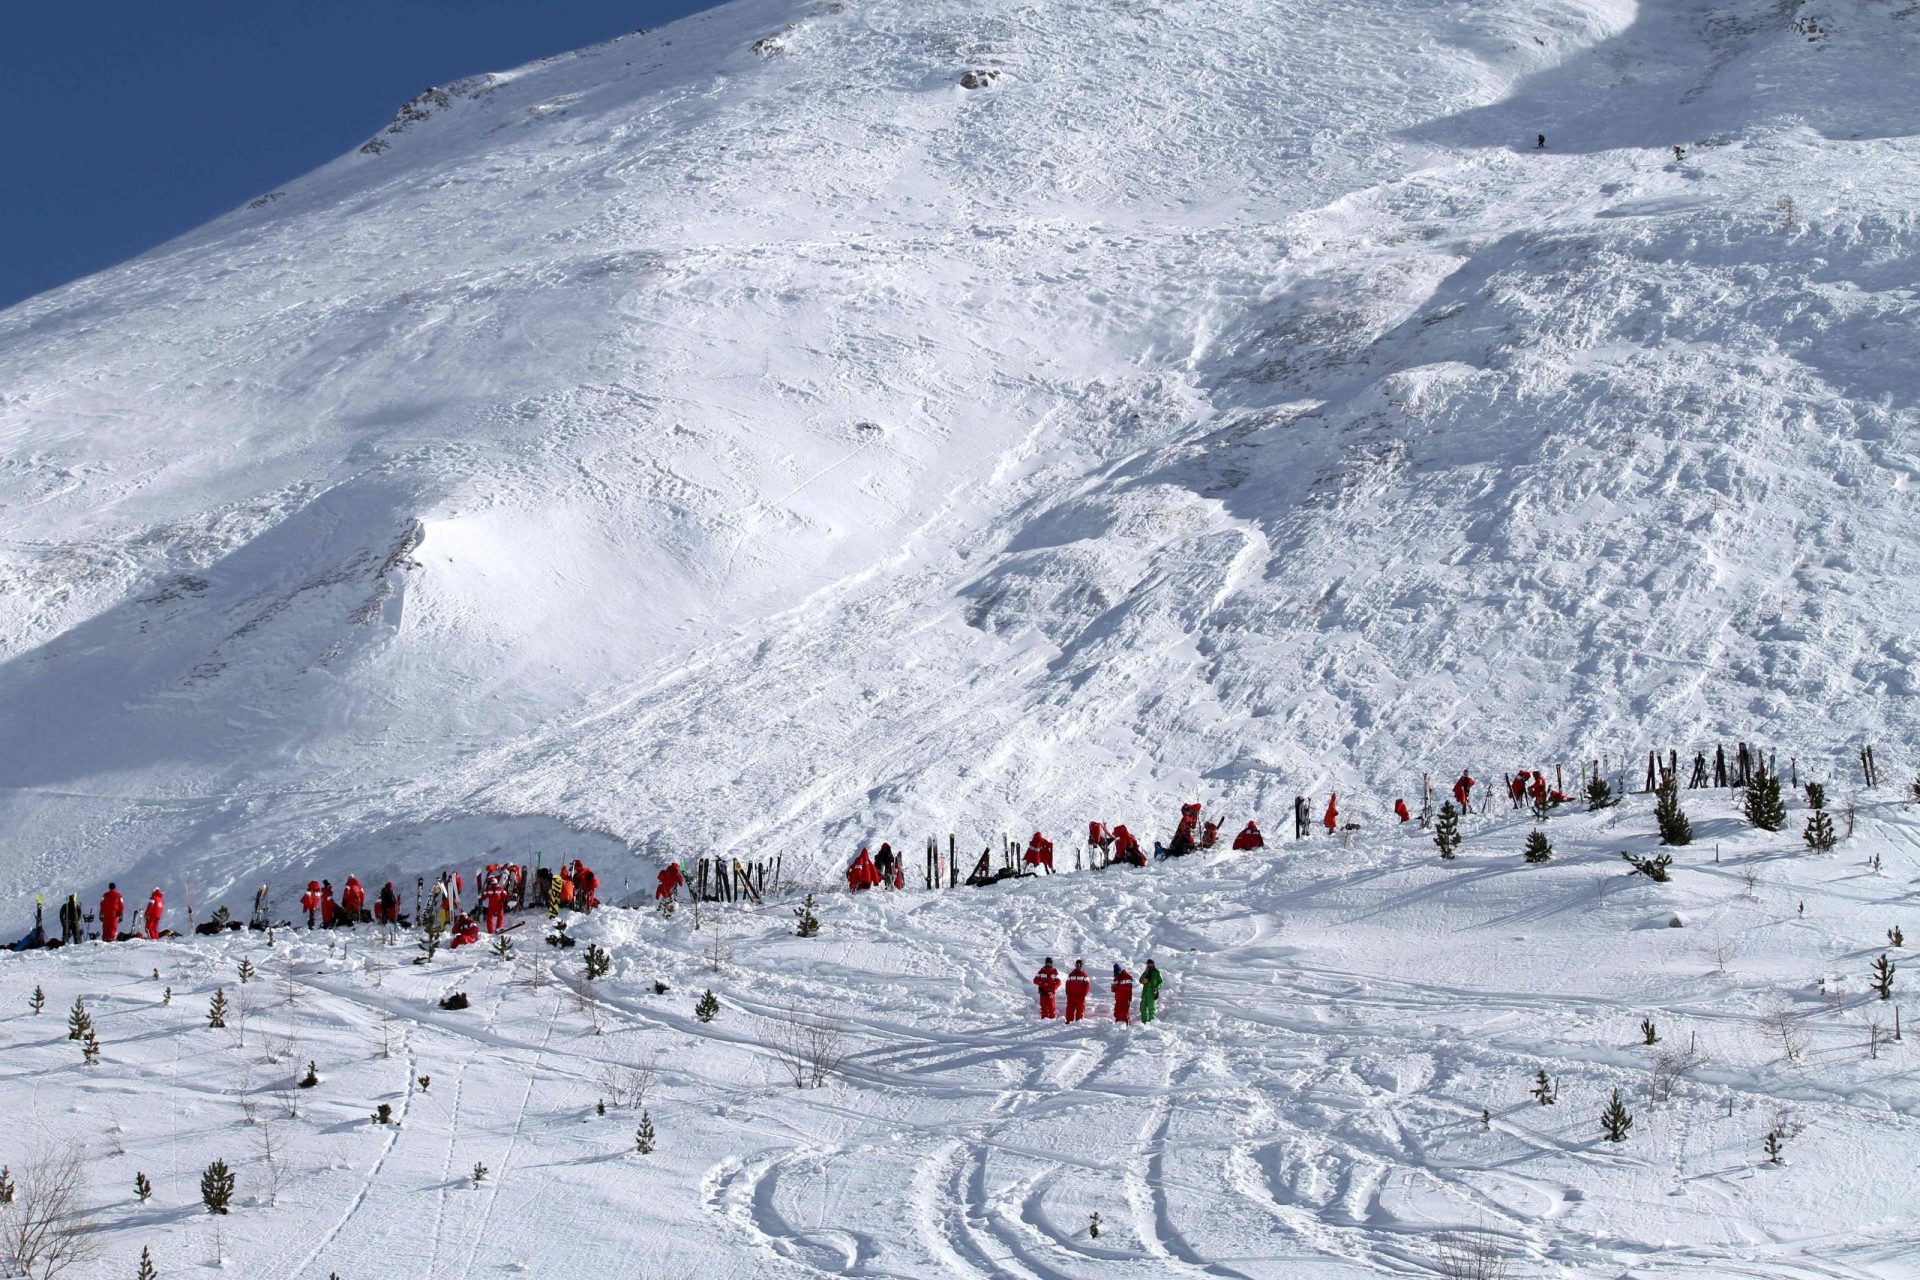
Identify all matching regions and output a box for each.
[39,884,167,946]
[1031,957,1165,1024]
[17,857,600,953]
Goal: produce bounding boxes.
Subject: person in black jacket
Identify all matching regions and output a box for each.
[58,894,83,945]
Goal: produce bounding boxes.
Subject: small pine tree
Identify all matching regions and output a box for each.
[207,988,229,1030]
[28,985,44,1016]
[372,1103,393,1125]
[135,1171,153,1202]
[471,1161,488,1188]
[1804,781,1827,810]
[793,894,821,938]
[161,986,171,1006]
[83,1027,101,1066]
[199,1159,236,1214]
[596,1099,606,1117]
[1522,829,1553,863]
[1600,1089,1634,1142]
[299,1060,319,1089]
[1433,801,1462,860]
[1763,1127,1785,1164]
[1803,783,1836,853]
[635,1111,655,1155]
[1585,775,1615,811]
[1655,773,1693,846]
[1871,953,1896,999]
[695,989,720,1023]
[68,995,92,1041]
[138,1246,158,1280]
[1890,925,1905,948]
[583,943,612,981]
[1910,774,1920,804]
[491,933,513,959]
[1530,1069,1557,1105]
[1744,768,1787,831]
[0,1166,13,1204]
[237,958,255,985]
[1640,1017,1659,1045]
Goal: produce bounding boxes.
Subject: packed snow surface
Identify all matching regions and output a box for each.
[14,792,1920,1278]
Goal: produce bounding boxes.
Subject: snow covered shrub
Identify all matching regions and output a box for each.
[438,991,469,1011]
[207,988,229,1030]
[1530,1070,1556,1105]
[135,1171,152,1202]
[583,943,611,981]
[1871,953,1896,999]
[27,986,42,1016]
[1640,1017,1658,1045]
[471,1162,488,1188]
[793,894,821,938]
[1433,802,1461,859]
[1622,852,1671,882]
[67,996,91,1041]
[1743,768,1786,832]
[1804,781,1826,810]
[81,1028,100,1066]
[1600,1090,1634,1142]
[298,1060,319,1089]
[199,1160,235,1214]
[1585,775,1615,811]
[138,1245,157,1280]
[635,1112,656,1155]
[237,958,255,985]
[372,1104,393,1125]
[1431,1228,1512,1280]
[1522,830,1552,863]
[1654,774,1692,846]
[695,989,720,1023]
[1804,803,1836,853]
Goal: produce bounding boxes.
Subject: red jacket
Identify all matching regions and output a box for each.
[846,849,880,893]
[1231,821,1264,850]
[1323,794,1339,832]
[100,888,124,925]
[341,878,366,915]
[1065,967,1090,1004]
[656,863,685,900]
[1453,773,1475,806]
[1201,821,1219,848]
[1111,968,1134,1021]
[1394,799,1410,823]
[1023,832,1054,869]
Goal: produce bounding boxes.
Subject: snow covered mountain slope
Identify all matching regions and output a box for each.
[2,0,1918,903]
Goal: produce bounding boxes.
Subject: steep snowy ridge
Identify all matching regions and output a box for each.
[1,0,1917,904]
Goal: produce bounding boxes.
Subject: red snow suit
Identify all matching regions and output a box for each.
[1509,774,1528,803]
[1087,821,1113,850]
[1111,967,1134,1023]
[142,891,164,940]
[300,881,321,926]
[99,887,124,942]
[1323,795,1339,833]
[656,863,685,901]
[1034,962,1061,1019]
[1064,964,1090,1023]
[1231,821,1264,851]
[483,885,509,934]
[375,882,399,924]
[449,914,481,949]
[1394,799,1411,823]
[572,862,599,910]
[1530,774,1548,809]
[341,877,366,920]
[1452,772,1475,808]
[1111,826,1146,867]
[846,848,881,893]
[320,884,337,928]
[1201,821,1219,848]
[1023,832,1055,873]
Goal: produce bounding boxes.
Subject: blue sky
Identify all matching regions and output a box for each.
[2,1,722,311]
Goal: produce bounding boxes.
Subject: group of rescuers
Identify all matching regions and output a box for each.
[1032,957,1165,1024]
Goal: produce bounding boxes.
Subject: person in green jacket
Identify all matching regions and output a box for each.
[1139,959,1164,1023]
